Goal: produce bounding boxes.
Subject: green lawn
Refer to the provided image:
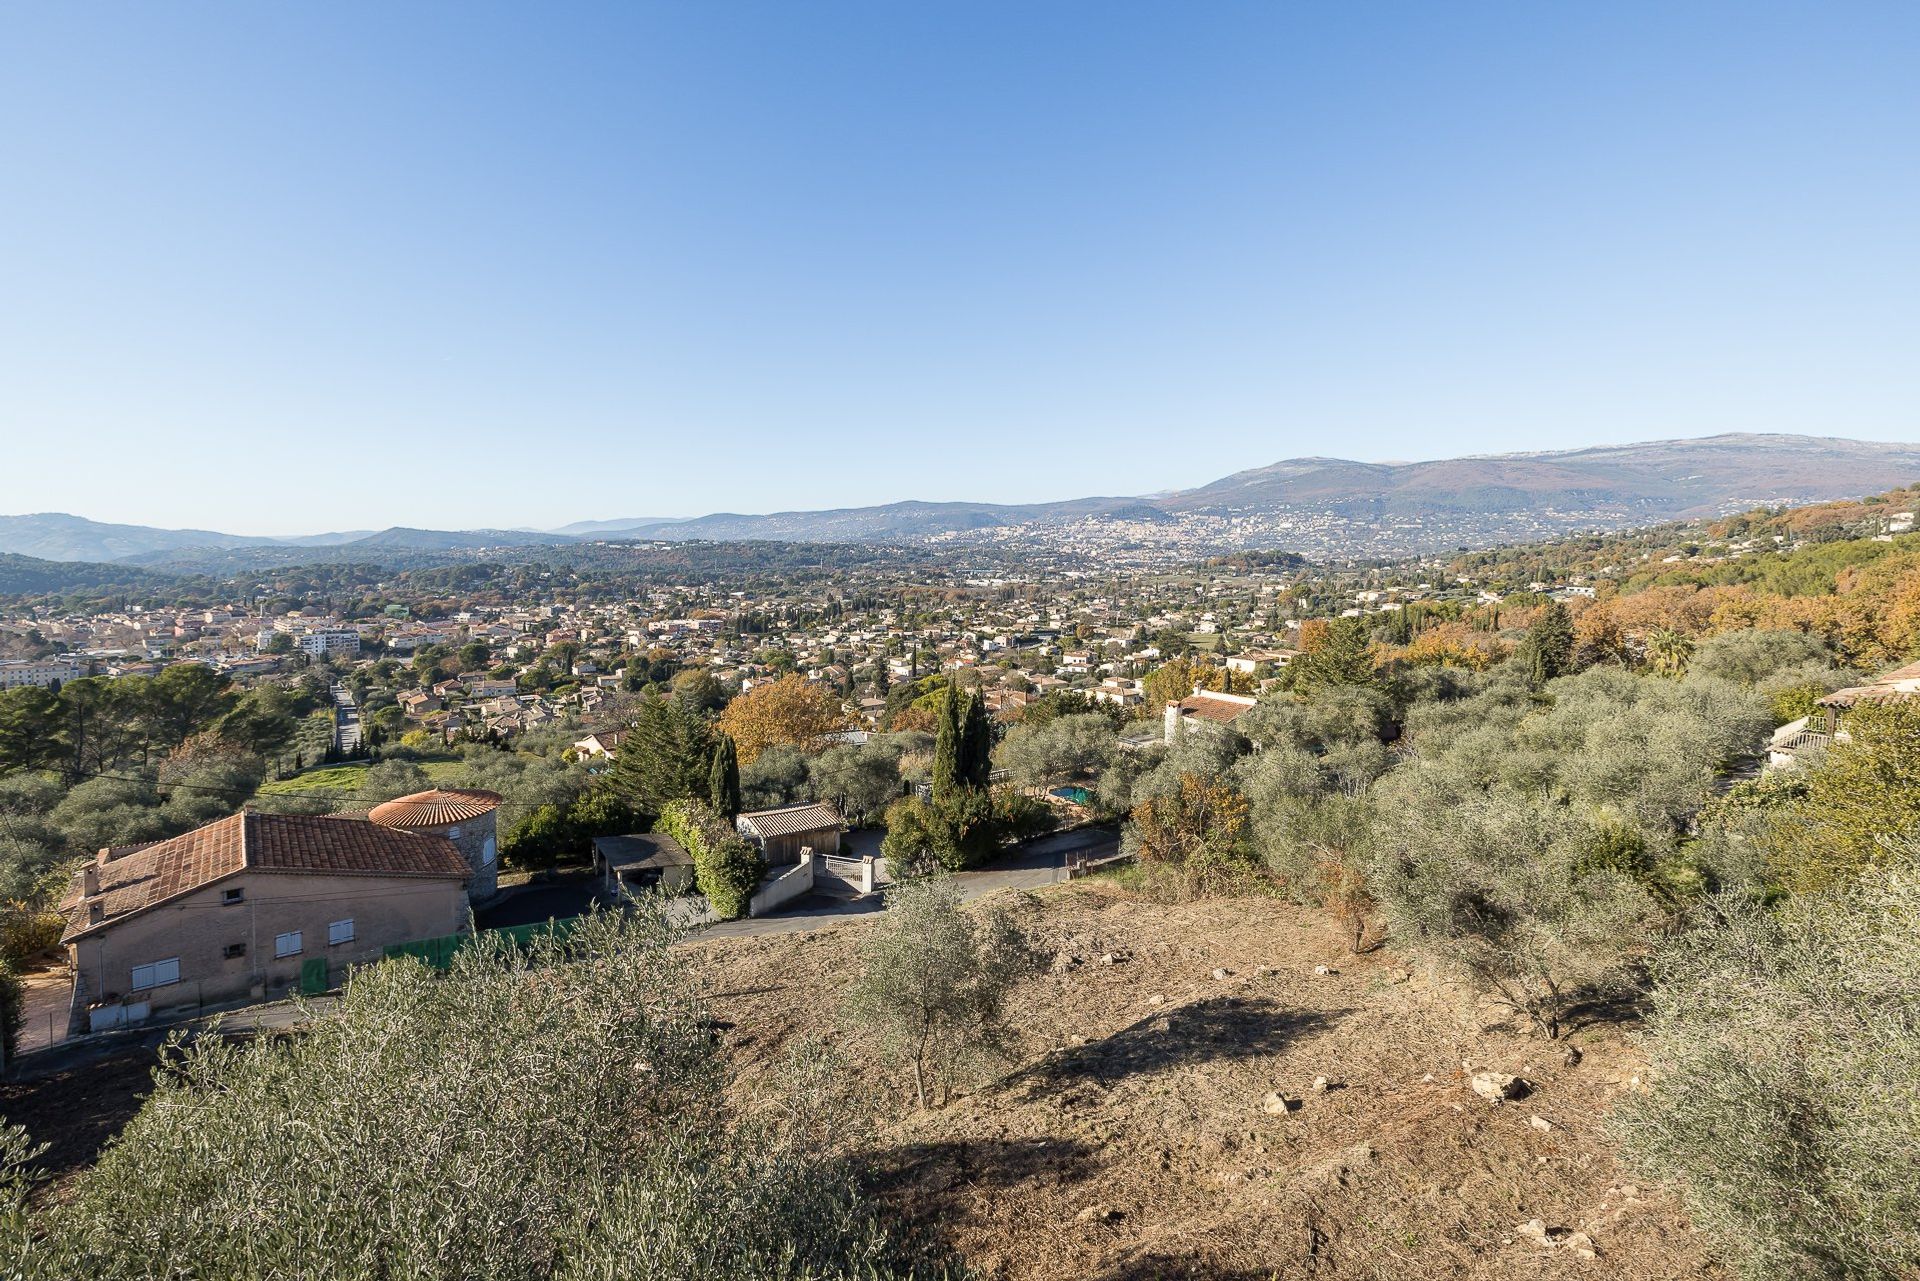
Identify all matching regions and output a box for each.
[257,764,367,796]
[256,756,469,798]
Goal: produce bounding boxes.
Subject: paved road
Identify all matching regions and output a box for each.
[331,684,361,756]
[692,823,1120,941]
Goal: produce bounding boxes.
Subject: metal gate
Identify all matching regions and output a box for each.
[816,855,869,898]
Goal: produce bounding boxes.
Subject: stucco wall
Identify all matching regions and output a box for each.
[427,812,499,901]
[71,869,468,1013]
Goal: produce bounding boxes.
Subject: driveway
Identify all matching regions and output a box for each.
[16,963,74,1053]
[475,869,607,929]
[689,823,1120,941]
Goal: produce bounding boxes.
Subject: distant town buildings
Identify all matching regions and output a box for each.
[0,656,84,689]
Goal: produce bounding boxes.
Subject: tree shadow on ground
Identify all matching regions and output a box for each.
[1090,1256,1314,1281]
[1012,996,1352,1092]
[864,1136,1100,1218]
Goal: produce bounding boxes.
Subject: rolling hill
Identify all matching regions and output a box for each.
[8,433,1920,565]
[1162,434,1920,521]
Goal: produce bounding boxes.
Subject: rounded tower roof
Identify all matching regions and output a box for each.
[366,788,503,830]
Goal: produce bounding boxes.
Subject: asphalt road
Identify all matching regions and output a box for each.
[693,823,1120,940]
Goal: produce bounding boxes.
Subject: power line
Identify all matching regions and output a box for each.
[55,765,367,803]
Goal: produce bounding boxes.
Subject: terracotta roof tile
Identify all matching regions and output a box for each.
[1174,691,1256,724]
[366,788,503,829]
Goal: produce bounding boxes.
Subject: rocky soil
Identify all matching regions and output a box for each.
[688,880,1718,1280]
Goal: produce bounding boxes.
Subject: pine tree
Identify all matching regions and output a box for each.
[606,693,711,816]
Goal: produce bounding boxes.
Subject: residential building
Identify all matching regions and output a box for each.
[299,630,362,659]
[0,657,84,689]
[1225,648,1300,676]
[365,788,504,901]
[60,811,471,1026]
[1163,687,1258,743]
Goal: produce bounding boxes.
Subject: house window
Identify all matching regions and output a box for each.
[327,918,355,946]
[223,942,247,960]
[274,931,303,958]
[222,887,245,905]
[482,837,496,866]
[130,958,181,991]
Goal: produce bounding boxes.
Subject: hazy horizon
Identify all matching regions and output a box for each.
[4,4,1918,532]
[1,430,1914,539]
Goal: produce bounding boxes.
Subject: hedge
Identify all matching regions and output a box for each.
[657,799,765,920]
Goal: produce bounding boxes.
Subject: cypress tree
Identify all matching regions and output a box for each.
[708,732,741,820]
[959,689,993,790]
[931,685,962,807]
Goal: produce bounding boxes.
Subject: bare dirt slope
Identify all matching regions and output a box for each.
[688,881,1717,1281]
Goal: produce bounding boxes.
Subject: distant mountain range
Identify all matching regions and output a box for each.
[7,434,1920,568]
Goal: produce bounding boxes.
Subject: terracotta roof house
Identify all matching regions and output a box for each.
[571,729,626,761]
[367,788,504,901]
[736,801,843,864]
[60,811,472,1029]
[1163,687,1259,744]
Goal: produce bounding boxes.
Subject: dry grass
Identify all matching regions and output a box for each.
[688,881,1720,1280]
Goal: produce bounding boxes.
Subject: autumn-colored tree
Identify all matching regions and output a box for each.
[1573,605,1631,668]
[1126,773,1253,895]
[1140,657,1246,716]
[1395,623,1506,671]
[716,674,848,766]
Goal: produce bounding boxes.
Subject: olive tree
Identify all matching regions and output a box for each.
[841,876,1031,1109]
[807,739,905,825]
[991,712,1119,790]
[2,911,958,1280]
[1613,867,1920,1279]
[1370,780,1665,1038]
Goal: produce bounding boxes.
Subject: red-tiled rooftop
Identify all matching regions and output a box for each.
[1173,690,1257,724]
[60,811,469,943]
[366,788,503,829]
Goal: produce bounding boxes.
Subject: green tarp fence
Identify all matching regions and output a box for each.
[383,916,581,971]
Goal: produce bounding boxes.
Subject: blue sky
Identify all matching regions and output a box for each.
[2,3,1916,534]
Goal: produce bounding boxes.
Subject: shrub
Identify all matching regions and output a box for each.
[1613,869,1920,1278]
[0,911,960,1279]
[657,798,765,920]
[1768,699,1920,892]
[1370,785,1664,1038]
[1122,772,1255,900]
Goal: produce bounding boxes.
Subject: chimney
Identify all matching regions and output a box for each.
[82,858,101,898]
